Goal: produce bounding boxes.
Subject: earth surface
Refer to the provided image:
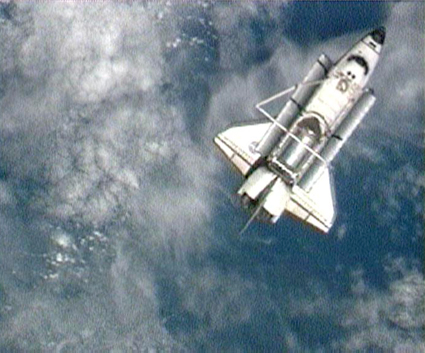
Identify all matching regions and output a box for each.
[0,1,423,351]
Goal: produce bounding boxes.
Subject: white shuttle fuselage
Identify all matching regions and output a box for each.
[214,28,385,233]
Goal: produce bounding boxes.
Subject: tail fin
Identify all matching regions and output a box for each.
[239,177,279,235]
[239,199,266,235]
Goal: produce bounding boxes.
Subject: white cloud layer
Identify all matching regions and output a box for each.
[0,2,219,350]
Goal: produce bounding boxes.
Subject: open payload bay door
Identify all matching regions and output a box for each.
[214,122,271,175]
[285,167,336,233]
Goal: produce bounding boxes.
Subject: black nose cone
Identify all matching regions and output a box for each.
[371,27,386,45]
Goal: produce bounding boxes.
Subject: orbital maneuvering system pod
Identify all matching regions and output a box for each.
[214,28,385,233]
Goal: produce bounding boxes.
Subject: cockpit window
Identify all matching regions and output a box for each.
[347,55,369,75]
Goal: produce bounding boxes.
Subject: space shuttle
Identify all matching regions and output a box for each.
[214,27,385,233]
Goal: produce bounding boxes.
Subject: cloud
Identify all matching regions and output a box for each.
[336,223,347,241]
[0,1,220,350]
[0,1,220,238]
[277,258,424,352]
[335,259,425,351]
[371,164,424,229]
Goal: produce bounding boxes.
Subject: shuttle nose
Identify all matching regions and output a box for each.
[370,27,386,45]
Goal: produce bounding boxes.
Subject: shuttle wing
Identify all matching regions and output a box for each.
[285,167,336,233]
[214,122,271,175]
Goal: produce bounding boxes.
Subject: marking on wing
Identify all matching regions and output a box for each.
[219,134,258,165]
[291,186,331,227]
